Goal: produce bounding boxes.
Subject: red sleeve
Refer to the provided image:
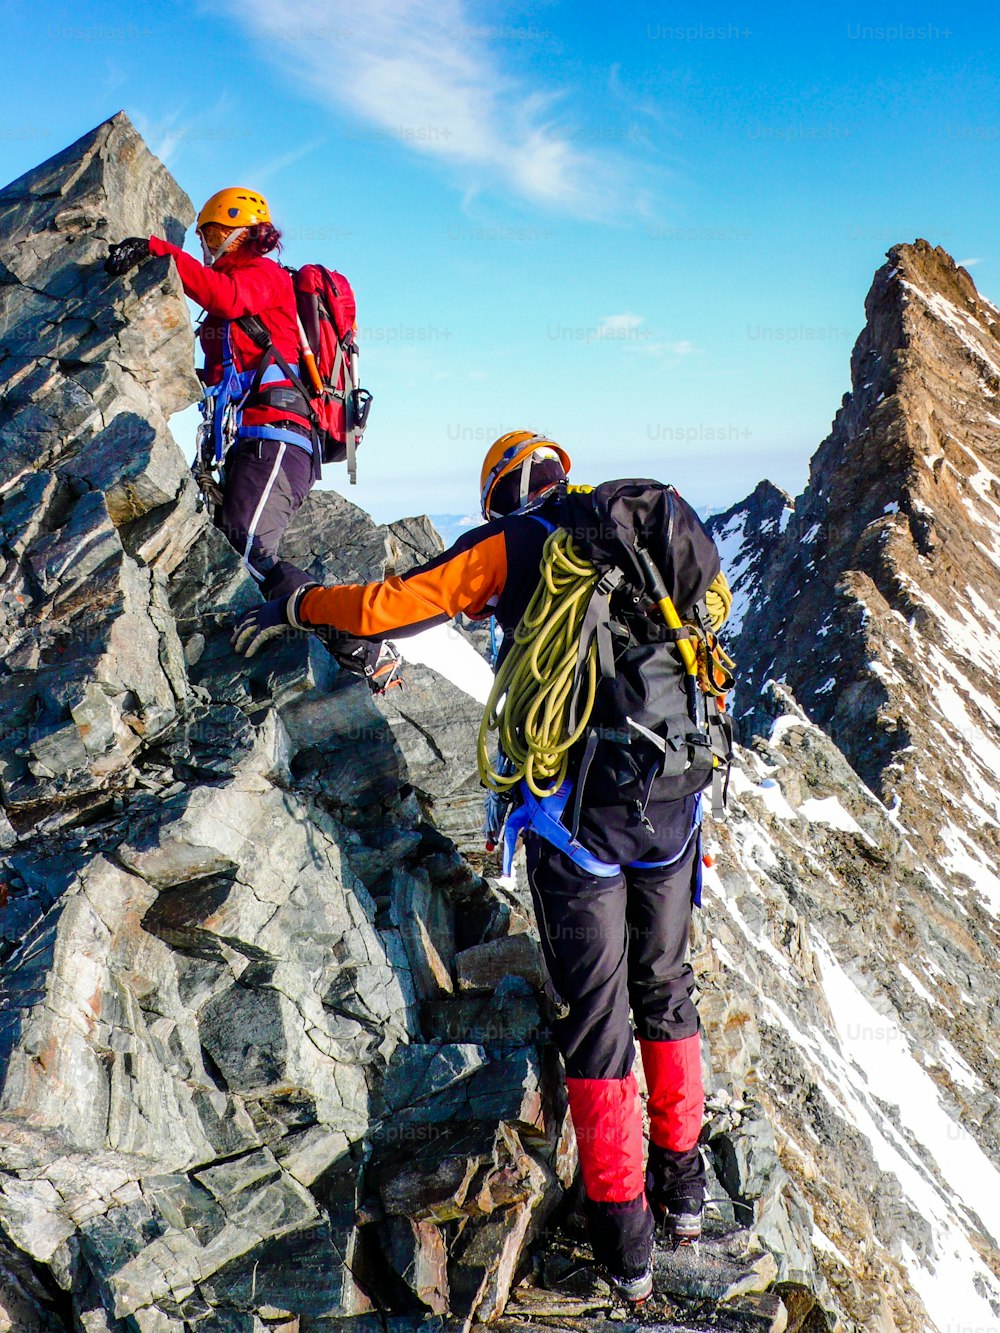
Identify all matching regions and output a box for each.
[148,236,278,318]
[298,530,508,640]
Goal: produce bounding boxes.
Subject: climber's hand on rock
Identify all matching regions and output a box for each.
[105,237,151,276]
[231,597,293,658]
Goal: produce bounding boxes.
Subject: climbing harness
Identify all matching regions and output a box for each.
[191,321,314,508]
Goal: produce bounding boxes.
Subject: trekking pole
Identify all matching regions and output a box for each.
[634,545,699,677]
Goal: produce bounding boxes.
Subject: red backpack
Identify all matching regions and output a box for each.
[237,263,372,483]
[293,265,371,482]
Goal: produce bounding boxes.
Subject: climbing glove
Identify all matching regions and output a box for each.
[231,583,320,658]
[105,237,151,276]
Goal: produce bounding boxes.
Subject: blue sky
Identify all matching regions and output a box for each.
[2,0,997,522]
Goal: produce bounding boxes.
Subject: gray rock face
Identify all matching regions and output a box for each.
[282,488,496,854]
[281,490,488,851]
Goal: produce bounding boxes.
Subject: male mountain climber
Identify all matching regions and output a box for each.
[105,187,317,600]
[231,431,730,1303]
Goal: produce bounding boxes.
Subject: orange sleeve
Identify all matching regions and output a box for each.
[298,530,507,639]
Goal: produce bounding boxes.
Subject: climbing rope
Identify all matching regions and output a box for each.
[477,529,600,799]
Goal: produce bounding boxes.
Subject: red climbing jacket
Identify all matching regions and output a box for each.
[147,236,308,434]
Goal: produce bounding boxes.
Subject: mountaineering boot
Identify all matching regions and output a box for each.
[646,1141,706,1241]
[564,1073,652,1298]
[584,1196,654,1301]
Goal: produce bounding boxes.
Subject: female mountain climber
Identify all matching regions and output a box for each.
[230,430,732,1303]
[105,187,316,600]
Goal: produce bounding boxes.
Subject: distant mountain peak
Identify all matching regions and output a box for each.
[718,235,1000,893]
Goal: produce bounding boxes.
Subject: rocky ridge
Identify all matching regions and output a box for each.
[0,114,569,1331]
[0,117,821,1332]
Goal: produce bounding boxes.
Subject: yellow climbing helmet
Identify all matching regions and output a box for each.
[480,430,571,519]
[197,187,271,230]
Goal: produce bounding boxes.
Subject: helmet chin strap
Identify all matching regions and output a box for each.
[519,455,534,508]
[200,225,247,266]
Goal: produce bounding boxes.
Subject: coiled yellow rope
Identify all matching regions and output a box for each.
[477,529,600,798]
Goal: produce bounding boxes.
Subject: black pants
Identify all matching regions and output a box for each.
[526,794,701,1081]
[525,794,704,1208]
[215,436,315,600]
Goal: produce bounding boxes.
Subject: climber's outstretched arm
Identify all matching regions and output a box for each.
[231,524,508,658]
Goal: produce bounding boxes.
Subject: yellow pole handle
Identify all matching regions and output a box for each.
[634,544,699,676]
[655,594,699,676]
[296,315,325,396]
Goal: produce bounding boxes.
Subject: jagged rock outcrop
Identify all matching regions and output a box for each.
[280,490,489,853]
[710,481,795,642]
[708,242,1000,1329]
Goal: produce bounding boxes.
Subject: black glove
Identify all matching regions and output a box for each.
[105,237,151,276]
[231,596,293,658]
[334,639,404,694]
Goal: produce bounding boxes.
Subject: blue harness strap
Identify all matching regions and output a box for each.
[631,795,704,906]
[202,323,311,460]
[629,795,702,870]
[503,783,620,878]
[204,324,255,462]
[239,424,314,454]
[503,782,703,905]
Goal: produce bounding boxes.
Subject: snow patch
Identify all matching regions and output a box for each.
[810,937,1000,1323]
[898,962,936,1006]
[932,1038,981,1092]
[755,777,798,821]
[393,624,495,703]
[800,797,865,836]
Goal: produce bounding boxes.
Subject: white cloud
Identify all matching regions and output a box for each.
[247,139,328,185]
[134,93,245,168]
[222,0,638,215]
[597,313,646,336]
[957,257,984,268]
[592,316,699,359]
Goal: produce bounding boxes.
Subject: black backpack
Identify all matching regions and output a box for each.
[554,480,733,822]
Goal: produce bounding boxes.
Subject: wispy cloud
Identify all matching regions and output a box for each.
[597,313,647,338]
[220,0,640,216]
[594,315,700,360]
[248,138,328,186]
[957,257,984,268]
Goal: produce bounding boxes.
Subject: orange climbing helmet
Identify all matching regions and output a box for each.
[197,187,271,230]
[480,430,571,519]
